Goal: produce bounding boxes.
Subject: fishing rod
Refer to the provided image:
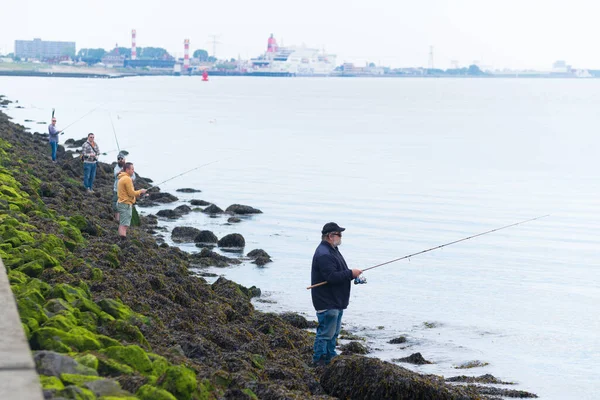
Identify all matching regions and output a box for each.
[306,214,550,290]
[59,106,102,132]
[148,159,224,190]
[109,112,120,153]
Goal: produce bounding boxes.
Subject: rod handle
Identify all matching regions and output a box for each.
[306,281,328,290]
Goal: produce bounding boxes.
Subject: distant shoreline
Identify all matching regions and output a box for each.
[0,68,596,79]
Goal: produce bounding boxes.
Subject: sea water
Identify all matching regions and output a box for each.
[2,76,599,399]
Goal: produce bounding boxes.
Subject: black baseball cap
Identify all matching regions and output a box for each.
[322,222,346,235]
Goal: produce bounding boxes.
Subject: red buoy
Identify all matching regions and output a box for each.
[202,70,209,81]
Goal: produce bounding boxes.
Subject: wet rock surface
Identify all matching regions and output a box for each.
[247,248,272,266]
[393,352,433,365]
[190,199,211,206]
[202,203,224,214]
[171,226,202,243]
[176,188,201,193]
[225,204,263,215]
[194,230,218,244]
[218,233,245,248]
[389,336,407,344]
[339,341,369,355]
[321,356,481,400]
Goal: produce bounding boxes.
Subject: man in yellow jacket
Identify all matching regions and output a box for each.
[117,162,147,239]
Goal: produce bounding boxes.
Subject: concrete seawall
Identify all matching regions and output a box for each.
[0,258,43,399]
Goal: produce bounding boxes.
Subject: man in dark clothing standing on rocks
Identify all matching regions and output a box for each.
[81,133,99,192]
[48,117,62,162]
[311,222,362,366]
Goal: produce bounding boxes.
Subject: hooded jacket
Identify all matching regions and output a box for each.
[117,172,143,205]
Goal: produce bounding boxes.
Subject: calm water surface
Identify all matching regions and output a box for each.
[2,76,599,399]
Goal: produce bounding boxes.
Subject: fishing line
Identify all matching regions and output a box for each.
[307,214,551,290]
[148,159,226,190]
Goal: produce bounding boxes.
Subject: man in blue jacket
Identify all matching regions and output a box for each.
[311,222,362,366]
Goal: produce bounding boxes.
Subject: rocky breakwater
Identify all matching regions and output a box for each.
[0,101,537,400]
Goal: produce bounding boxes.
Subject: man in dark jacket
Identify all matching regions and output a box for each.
[311,222,362,366]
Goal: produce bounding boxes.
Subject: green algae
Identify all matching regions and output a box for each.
[97,356,135,376]
[61,373,105,386]
[42,312,79,331]
[40,375,65,391]
[105,320,149,349]
[100,345,153,374]
[57,385,96,400]
[136,384,177,400]
[75,353,100,370]
[241,388,259,399]
[158,365,198,400]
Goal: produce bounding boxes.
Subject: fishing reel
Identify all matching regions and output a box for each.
[354,274,367,285]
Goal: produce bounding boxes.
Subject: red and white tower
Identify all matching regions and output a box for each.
[131,29,137,60]
[183,39,190,70]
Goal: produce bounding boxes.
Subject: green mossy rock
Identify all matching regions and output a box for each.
[59,220,85,244]
[31,327,102,353]
[91,268,103,282]
[241,388,259,399]
[148,353,169,377]
[57,385,96,400]
[0,226,34,247]
[45,298,77,315]
[136,384,177,400]
[97,356,135,376]
[37,233,67,260]
[105,320,149,348]
[17,296,48,324]
[15,287,45,305]
[22,322,31,340]
[15,260,44,277]
[8,269,28,284]
[40,375,65,391]
[48,283,90,303]
[98,397,138,400]
[60,373,104,386]
[159,365,198,400]
[100,345,153,374]
[75,354,100,370]
[42,312,79,331]
[21,248,60,268]
[96,334,122,349]
[97,299,135,321]
[69,215,88,230]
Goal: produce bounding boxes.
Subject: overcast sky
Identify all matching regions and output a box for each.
[2,0,598,70]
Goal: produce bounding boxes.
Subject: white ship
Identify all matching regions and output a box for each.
[247,34,336,76]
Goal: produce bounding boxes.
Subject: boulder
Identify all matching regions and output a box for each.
[340,341,369,355]
[174,205,192,215]
[278,312,316,329]
[194,230,218,244]
[389,336,407,344]
[148,192,178,203]
[225,204,263,215]
[189,248,242,267]
[202,204,224,214]
[227,217,241,223]
[34,351,98,377]
[176,188,202,193]
[171,226,202,243]
[321,355,480,400]
[218,233,245,248]
[190,199,211,206]
[156,209,182,219]
[247,249,272,266]
[393,352,432,365]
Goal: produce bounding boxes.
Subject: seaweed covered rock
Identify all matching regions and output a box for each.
[225,204,263,215]
[278,312,316,329]
[156,209,182,219]
[174,205,192,215]
[194,230,218,244]
[171,226,202,243]
[389,336,407,344]
[148,192,179,203]
[321,355,480,400]
[340,341,369,355]
[394,352,433,365]
[247,248,272,266]
[189,248,241,267]
[217,233,245,248]
[176,188,201,193]
[190,199,211,206]
[202,204,224,214]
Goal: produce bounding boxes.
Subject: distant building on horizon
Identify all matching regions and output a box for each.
[15,38,76,60]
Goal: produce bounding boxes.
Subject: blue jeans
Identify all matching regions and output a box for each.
[313,309,343,364]
[50,142,58,161]
[83,162,97,189]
